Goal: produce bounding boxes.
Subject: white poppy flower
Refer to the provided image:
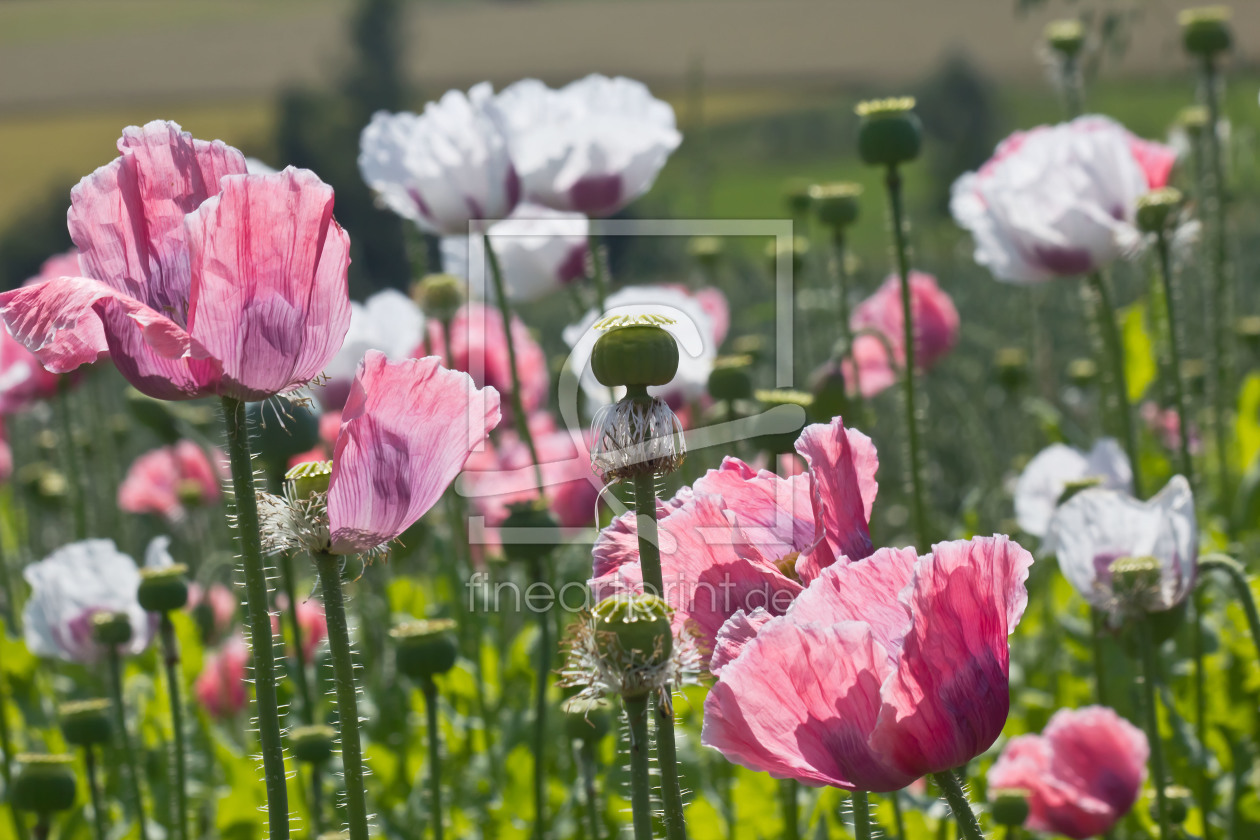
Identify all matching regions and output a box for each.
[23,539,158,664]
[1044,476,1197,617]
[359,83,520,235]
[320,289,426,408]
[1014,439,1132,538]
[495,75,681,217]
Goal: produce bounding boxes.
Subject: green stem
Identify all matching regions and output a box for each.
[55,379,87,540]
[279,552,315,725]
[314,552,368,840]
[1193,590,1213,840]
[828,230,860,393]
[528,557,551,840]
[1154,232,1195,485]
[1137,619,1171,838]
[1084,272,1142,496]
[656,699,688,840]
[106,646,149,840]
[1090,608,1110,706]
[421,677,444,840]
[1198,554,1260,663]
[31,815,49,840]
[890,791,906,840]
[484,235,545,496]
[578,739,601,840]
[1,677,29,840]
[0,528,16,634]
[623,694,654,840]
[159,615,189,840]
[632,468,663,595]
[1060,53,1083,119]
[85,746,108,840]
[587,232,610,315]
[1201,55,1233,513]
[884,165,929,547]
[930,771,985,840]
[220,396,290,840]
[780,779,799,840]
[852,791,872,840]
[308,765,325,838]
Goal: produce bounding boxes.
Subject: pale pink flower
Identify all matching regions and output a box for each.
[0,325,61,414]
[187,582,236,641]
[988,706,1148,839]
[702,535,1033,792]
[196,635,249,720]
[843,272,959,398]
[0,419,11,484]
[118,440,225,522]
[273,595,328,660]
[1141,401,1201,454]
[0,121,352,402]
[952,116,1176,284]
[425,302,547,420]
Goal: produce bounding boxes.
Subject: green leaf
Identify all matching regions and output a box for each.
[1236,372,1260,471]
[1121,301,1157,403]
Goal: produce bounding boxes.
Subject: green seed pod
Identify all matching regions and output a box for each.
[731,334,767,364]
[91,611,133,647]
[754,389,812,455]
[1066,357,1098,388]
[1044,19,1086,57]
[687,236,724,269]
[414,273,466,323]
[707,355,754,403]
[59,699,113,748]
[994,347,1029,392]
[809,360,848,424]
[289,724,337,764]
[392,619,459,681]
[808,182,862,231]
[765,237,810,277]
[592,595,674,677]
[782,178,813,218]
[138,564,190,613]
[1181,358,1207,396]
[990,789,1031,828]
[1136,187,1184,234]
[1163,785,1193,824]
[12,754,76,814]
[1176,105,1211,137]
[1179,6,1232,57]
[856,97,922,168]
[499,499,561,564]
[286,460,333,500]
[591,323,680,388]
[562,696,613,744]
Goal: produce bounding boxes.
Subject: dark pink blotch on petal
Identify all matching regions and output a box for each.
[327,351,501,554]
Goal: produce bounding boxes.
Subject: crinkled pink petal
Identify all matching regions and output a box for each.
[118,447,183,520]
[327,351,501,554]
[591,492,691,580]
[794,417,879,580]
[702,619,915,792]
[0,325,61,414]
[693,457,818,572]
[184,169,352,401]
[709,607,773,675]
[788,547,918,655]
[870,535,1033,779]
[842,334,899,399]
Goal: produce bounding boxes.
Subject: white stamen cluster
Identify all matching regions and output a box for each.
[256,487,331,556]
[559,612,702,711]
[590,395,686,482]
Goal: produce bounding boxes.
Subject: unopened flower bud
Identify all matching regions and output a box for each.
[500,499,561,564]
[990,789,1031,827]
[1045,19,1086,57]
[754,389,812,454]
[592,322,680,388]
[592,595,674,684]
[289,724,337,764]
[708,355,755,403]
[563,696,613,743]
[12,754,76,814]
[138,564,190,613]
[809,182,862,231]
[994,347,1029,391]
[783,179,813,217]
[856,97,922,167]
[1136,187,1185,234]
[1067,357,1098,388]
[1163,785,1193,824]
[392,618,459,681]
[413,273,465,323]
[59,699,112,748]
[1179,6,1232,57]
[687,236,724,269]
[286,460,332,500]
[91,611,133,647]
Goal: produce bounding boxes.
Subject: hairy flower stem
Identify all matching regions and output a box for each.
[1090,608,1110,706]
[1192,590,1213,840]
[1084,272,1142,495]
[308,766,325,837]
[779,779,799,840]
[159,615,189,840]
[828,230,862,400]
[314,552,368,840]
[578,739,602,840]
[851,791,872,840]
[484,235,545,494]
[106,646,149,840]
[1153,232,1195,485]
[529,557,551,840]
[930,771,985,840]
[55,380,87,540]
[0,534,17,635]
[1199,554,1260,662]
[1200,55,1233,514]
[884,165,929,547]
[279,552,315,724]
[1137,618,1171,838]
[221,396,290,840]
[587,233,610,316]
[85,746,107,840]
[890,791,906,840]
[1060,53,1084,119]
[624,694,654,840]
[419,677,444,840]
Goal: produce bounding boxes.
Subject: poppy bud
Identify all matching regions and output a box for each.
[12,754,76,814]
[138,564,190,613]
[500,499,561,564]
[994,347,1029,391]
[1136,187,1185,234]
[990,789,1031,828]
[591,322,680,388]
[687,236,724,269]
[592,595,674,684]
[563,696,613,744]
[289,724,337,764]
[59,699,112,748]
[1044,19,1086,58]
[809,182,862,231]
[392,619,459,681]
[286,460,332,500]
[754,389,812,455]
[413,273,465,323]
[856,98,922,168]
[783,179,813,218]
[1162,785,1193,824]
[1179,6,1232,58]
[708,355,755,403]
[1067,357,1098,388]
[91,611,133,647]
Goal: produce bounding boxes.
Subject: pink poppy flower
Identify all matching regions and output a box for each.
[272,595,328,660]
[842,272,959,398]
[187,582,236,641]
[324,350,502,555]
[0,326,61,415]
[424,302,547,420]
[591,416,878,653]
[1141,401,1201,455]
[702,534,1033,792]
[0,419,11,484]
[0,121,352,402]
[196,635,250,720]
[988,706,1148,839]
[952,116,1176,284]
[118,440,225,522]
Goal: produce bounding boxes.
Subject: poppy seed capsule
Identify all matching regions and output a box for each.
[1179,6,1232,57]
[562,696,613,743]
[12,754,76,814]
[707,355,755,402]
[1162,785,1192,824]
[591,324,679,388]
[1067,357,1098,388]
[286,460,332,499]
[289,724,337,764]
[687,236,723,269]
[91,611,133,647]
[754,389,813,454]
[994,347,1029,391]
[392,619,459,681]
[856,97,922,168]
[500,499,561,564]
[593,595,674,673]
[1136,187,1184,234]
[138,564,190,613]
[990,789,1031,827]
[59,699,113,748]
[1177,105,1211,136]
[1044,19,1086,57]
[809,182,862,231]
[413,273,465,323]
